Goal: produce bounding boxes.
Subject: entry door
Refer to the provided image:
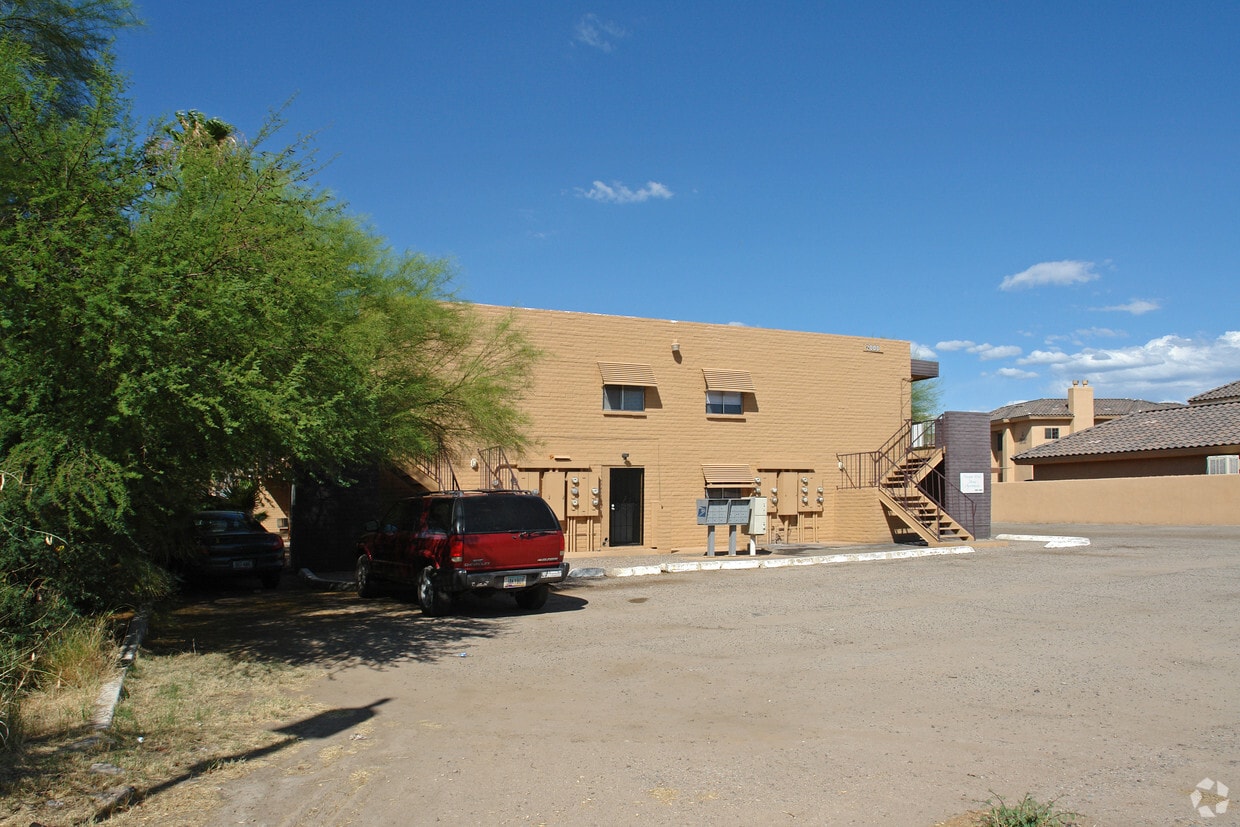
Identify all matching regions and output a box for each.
[609,468,644,547]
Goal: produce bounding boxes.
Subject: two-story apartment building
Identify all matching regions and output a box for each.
[290,305,988,570]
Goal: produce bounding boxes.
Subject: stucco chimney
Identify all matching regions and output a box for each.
[1067,380,1094,432]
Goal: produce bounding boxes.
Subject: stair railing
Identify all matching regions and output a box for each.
[415,449,460,492]
[477,446,522,490]
[837,415,976,540]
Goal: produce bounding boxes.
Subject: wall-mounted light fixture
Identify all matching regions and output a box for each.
[621,452,630,462]
[671,340,680,352]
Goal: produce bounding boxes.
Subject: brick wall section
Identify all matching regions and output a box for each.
[940,411,992,539]
[470,305,911,551]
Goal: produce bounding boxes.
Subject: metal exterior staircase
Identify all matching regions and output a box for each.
[839,418,975,544]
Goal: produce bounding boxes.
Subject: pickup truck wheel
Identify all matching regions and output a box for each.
[356,555,379,598]
[515,583,549,611]
[418,566,451,617]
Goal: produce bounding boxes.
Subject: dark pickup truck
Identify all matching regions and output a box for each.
[355,490,568,615]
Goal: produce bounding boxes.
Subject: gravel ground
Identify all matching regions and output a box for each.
[175,524,1237,826]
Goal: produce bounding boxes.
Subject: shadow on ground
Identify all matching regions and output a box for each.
[147,579,587,671]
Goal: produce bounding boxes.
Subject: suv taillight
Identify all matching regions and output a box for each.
[449,536,464,565]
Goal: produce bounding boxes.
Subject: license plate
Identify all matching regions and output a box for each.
[232,560,254,570]
[503,575,526,589]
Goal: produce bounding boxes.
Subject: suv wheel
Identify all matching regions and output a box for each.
[356,555,379,598]
[514,583,549,611]
[417,566,451,617]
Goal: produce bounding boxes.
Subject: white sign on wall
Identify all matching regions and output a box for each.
[959,472,985,494]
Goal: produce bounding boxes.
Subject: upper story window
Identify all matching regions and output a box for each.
[1044,427,1060,440]
[603,385,646,412]
[702,368,755,416]
[706,390,743,415]
[598,362,656,414]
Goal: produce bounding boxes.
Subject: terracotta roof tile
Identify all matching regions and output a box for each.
[1014,400,1240,461]
[1189,379,1240,405]
[990,397,1181,421]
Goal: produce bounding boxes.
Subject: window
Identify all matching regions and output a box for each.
[994,432,1004,453]
[706,390,743,415]
[603,385,646,412]
[1044,427,1060,440]
[707,487,746,500]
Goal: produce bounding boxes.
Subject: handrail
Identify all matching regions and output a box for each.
[836,415,977,539]
[477,446,521,490]
[415,450,460,491]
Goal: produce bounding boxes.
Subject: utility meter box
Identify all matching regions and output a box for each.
[749,497,768,535]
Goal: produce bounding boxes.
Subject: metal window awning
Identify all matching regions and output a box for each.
[702,369,756,393]
[598,362,658,386]
[702,464,756,487]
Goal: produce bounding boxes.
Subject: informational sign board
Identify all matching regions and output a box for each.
[696,498,752,526]
[959,472,985,494]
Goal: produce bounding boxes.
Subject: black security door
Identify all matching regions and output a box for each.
[609,468,644,546]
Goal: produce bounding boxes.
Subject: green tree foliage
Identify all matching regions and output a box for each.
[0,3,535,707]
[0,0,136,114]
[911,378,943,421]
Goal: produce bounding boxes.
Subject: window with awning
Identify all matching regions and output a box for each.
[599,363,657,412]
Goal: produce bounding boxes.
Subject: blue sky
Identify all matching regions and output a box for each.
[117,2,1240,412]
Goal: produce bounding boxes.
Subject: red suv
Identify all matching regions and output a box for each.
[355,490,567,615]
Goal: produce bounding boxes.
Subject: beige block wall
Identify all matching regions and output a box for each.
[470,305,910,551]
[993,475,1240,525]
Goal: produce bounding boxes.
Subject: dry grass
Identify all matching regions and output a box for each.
[0,600,322,827]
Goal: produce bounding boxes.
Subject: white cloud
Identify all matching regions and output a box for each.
[933,340,1021,360]
[574,14,627,52]
[578,180,673,204]
[911,342,937,359]
[996,367,1038,379]
[976,344,1022,360]
[1000,260,1099,291]
[1020,349,1073,365]
[1018,331,1240,401]
[934,339,975,352]
[1044,327,1126,347]
[1096,298,1161,315]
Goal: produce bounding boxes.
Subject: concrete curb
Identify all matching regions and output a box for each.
[305,545,983,588]
[299,567,358,591]
[91,606,149,732]
[583,545,978,579]
[995,533,1090,548]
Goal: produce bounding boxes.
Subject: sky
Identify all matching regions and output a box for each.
[116,2,1240,412]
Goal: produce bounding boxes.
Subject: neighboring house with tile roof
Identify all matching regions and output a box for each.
[1189,379,1240,405]
[1012,380,1240,481]
[990,381,1182,482]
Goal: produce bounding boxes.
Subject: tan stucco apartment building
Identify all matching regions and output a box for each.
[420,305,936,552]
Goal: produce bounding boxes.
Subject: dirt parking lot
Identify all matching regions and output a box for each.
[161,525,1238,825]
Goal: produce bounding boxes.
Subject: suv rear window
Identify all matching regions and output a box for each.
[456,496,559,534]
